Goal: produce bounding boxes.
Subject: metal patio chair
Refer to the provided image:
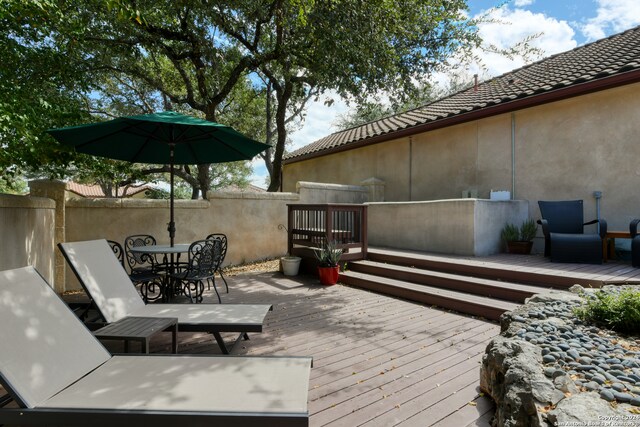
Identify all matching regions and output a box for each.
[205,233,229,293]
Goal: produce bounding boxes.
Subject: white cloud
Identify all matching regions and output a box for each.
[514,0,535,6]
[473,7,577,76]
[287,91,349,151]
[581,0,640,41]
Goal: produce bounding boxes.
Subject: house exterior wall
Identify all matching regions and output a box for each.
[283,82,640,229]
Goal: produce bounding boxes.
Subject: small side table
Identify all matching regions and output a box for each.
[602,231,631,262]
[94,316,178,354]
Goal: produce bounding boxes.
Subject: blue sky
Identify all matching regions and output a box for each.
[250,0,640,187]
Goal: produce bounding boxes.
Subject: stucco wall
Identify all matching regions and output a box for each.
[64,191,299,290]
[283,83,640,229]
[367,199,529,256]
[0,194,56,286]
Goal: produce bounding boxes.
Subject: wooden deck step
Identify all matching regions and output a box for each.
[367,247,605,288]
[348,260,553,303]
[340,270,519,321]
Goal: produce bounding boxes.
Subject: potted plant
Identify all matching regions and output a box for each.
[314,240,343,285]
[280,254,302,276]
[501,219,537,254]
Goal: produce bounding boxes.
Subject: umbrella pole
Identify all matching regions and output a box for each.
[168,144,176,247]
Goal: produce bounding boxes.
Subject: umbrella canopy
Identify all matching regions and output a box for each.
[48,111,270,245]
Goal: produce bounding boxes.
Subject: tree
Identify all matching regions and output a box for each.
[3,1,482,194]
[210,0,481,190]
[0,0,92,186]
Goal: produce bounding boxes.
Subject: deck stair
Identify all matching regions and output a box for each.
[340,248,566,321]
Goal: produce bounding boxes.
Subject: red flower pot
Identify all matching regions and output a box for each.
[318,266,340,286]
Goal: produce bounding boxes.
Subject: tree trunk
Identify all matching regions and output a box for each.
[267,80,293,192]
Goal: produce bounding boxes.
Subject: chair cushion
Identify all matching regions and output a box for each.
[549,233,603,264]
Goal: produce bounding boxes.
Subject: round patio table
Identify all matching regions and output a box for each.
[129,244,191,301]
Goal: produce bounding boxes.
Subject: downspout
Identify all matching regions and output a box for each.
[511,112,516,199]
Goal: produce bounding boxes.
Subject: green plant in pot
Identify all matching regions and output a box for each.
[501,218,537,254]
[314,240,343,285]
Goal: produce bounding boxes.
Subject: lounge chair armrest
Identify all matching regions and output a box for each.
[631,219,640,238]
[537,219,550,239]
[584,218,607,238]
[598,218,607,239]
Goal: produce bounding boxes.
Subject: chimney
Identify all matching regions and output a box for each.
[474,74,478,92]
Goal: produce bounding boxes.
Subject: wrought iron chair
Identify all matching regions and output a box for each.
[170,239,220,304]
[206,233,229,293]
[538,200,607,264]
[106,240,125,266]
[124,234,164,302]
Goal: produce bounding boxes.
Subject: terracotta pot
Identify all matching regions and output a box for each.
[506,241,533,254]
[318,266,340,285]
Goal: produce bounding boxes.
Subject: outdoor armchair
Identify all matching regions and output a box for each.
[0,267,311,427]
[538,200,607,264]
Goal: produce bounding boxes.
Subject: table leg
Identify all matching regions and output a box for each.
[172,324,178,354]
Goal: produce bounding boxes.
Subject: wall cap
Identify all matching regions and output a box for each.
[0,194,56,209]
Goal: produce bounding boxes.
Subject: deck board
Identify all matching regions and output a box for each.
[85,270,500,426]
[49,251,640,426]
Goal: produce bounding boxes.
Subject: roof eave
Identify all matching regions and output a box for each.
[284,69,640,165]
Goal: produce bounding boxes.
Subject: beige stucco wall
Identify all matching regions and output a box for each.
[367,199,529,256]
[0,194,56,286]
[64,191,299,290]
[284,82,640,230]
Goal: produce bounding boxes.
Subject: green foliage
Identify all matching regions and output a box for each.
[314,241,344,267]
[520,218,538,241]
[501,219,537,242]
[501,223,520,242]
[3,0,485,194]
[574,288,640,334]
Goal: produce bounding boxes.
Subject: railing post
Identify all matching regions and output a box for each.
[362,205,368,259]
[287,205,293,255]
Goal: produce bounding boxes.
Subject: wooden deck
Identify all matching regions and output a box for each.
[95,271,499,426]
[366,247,640,287]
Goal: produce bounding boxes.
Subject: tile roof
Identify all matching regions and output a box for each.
[66,182,150,198]
[284,25,640,163]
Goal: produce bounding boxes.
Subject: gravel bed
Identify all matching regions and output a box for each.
[512,285,640,407]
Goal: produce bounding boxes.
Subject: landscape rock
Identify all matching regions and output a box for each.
[481,286,639,426]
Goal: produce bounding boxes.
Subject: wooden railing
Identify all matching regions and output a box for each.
[287,204,368,261]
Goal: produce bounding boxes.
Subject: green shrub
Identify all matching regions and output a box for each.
[501,219,538,242]
[501,223,520,242]
[520,219,538,241]
[574,288,640,334]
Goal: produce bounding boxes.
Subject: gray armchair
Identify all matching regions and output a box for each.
[538,200,606,264]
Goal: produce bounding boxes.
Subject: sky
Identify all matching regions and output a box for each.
[249,0,640,187]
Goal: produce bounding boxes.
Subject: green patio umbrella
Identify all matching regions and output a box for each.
[48,111,270,246]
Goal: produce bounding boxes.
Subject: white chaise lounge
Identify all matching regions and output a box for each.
[59,239,272,354]
[0,267,311,427]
